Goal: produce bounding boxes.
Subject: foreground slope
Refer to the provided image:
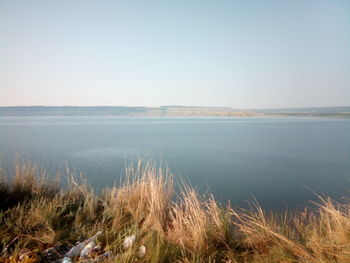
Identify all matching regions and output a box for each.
[1,161,350,262]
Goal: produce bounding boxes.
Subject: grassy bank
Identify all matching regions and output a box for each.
[1,161,350,263]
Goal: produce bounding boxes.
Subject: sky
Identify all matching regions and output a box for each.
[0,0,349,109]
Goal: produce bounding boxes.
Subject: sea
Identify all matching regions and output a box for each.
[0,116,349,211]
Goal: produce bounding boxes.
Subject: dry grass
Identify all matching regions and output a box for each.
[105,161,173,235]
[0,161,59,211]
[1,160,350,262]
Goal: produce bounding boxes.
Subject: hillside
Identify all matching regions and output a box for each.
[0,106,260,117]
[257,106,350,117]
[1,106,349,117]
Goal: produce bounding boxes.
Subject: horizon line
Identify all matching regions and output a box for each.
[0,105,349,110]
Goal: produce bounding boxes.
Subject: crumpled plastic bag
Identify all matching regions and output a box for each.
[65,231,102,258]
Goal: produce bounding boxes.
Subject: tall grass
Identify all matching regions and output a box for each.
[1,160,350,262]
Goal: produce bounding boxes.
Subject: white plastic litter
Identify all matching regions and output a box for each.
[52,257,72,263]
[65,231,102,258]
[123,234,136,249]
[65,242,85,258]
[80,241,96,258]
[62,257,72,263]
[137,245,146,257]
[92,244,102,254]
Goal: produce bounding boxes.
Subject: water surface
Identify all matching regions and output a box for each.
[1,116,349,210]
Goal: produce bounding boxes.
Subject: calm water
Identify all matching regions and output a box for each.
[1,116,350,210]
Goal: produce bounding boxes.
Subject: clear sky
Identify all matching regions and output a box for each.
[0,0,349,108]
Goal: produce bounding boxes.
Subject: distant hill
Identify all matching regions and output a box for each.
[0,106,259,117]
[0,106,349,117]
[256,106,350,117]
[0,106,151,116]
[153,106,259,117]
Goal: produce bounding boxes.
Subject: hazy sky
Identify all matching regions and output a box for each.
[0,0,349,108]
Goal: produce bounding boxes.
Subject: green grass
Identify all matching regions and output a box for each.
[1,160,350,263]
